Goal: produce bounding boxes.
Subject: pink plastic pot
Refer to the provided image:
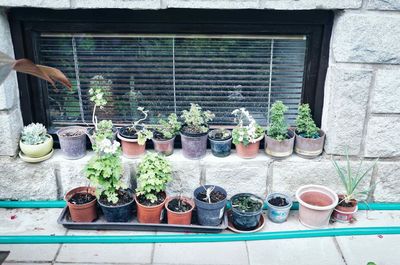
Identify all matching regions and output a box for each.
[332,205,358,223]
[296,185,338,228]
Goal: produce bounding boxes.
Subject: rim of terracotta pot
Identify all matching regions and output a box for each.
[336,195,358,211]
[64,186,97,208]
[294,129,325,140]
[117,132,142,143]
[57,126,87,139]
[236,134,264,146]
[334,204,358,215]
[134,192,167,209]
[295,184,338,211]
[165,196,195,215]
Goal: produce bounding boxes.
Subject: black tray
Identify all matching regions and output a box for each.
[57,207,228,233]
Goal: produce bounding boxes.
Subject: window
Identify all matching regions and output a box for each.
[9,8,333,132]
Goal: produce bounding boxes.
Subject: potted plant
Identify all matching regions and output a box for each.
[64,186,97,222]
[331,149,378,223]
[87,75,117,146]
[165,186,195,225]
[135,152,172,224]
[117,107,153,158]
[180,103,215,159]
[230,193,264,231]
[296,184,338,228]
[208,128,232,157]
[57,125,87,160]
[231,108,264,159]
[85,138,134,222]
[294,103,325,158]
[265,192,292,223]
[19,123,53,160]
[152,113,181,156]
[193,185,227,226]
[265,101,295,158]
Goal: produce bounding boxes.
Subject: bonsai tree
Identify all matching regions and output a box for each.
[181,103,215,134]
[89,75,112,131]
[267,101,289,141]
[231,108,264,146]
[85,138,125,204]
[127,107,153,145]
[154,113,182,140]
[295,103,319,138]
[136,152,172,203]
[21,123,48,145]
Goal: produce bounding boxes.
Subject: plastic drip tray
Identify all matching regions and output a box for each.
[58,207,228,233]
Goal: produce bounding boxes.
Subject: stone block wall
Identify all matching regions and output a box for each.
[0,0,399,201]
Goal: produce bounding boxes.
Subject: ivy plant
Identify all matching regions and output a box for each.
[231,108,264,146]
[89,75,112,131]
[181,103,215,134]
[156,113,182,139]
[267,101,289,141]
[136,152,172,203]
[295,103,319,138]
[85,139,125,204]
[21,123,48,145]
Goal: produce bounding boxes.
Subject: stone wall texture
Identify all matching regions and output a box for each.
[0,0,399,201]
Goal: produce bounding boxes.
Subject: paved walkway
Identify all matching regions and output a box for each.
[0,208,399,265]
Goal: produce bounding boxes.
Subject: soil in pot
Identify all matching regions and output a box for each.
[65,186,97,222]
[136,192,166,224]
[166,197,195,225]
[196,190,226,203]
[98,189,134,223]
[231,193,263,231]
[332,195,358,223]
[194,185,227,226]
[268,196,288,207]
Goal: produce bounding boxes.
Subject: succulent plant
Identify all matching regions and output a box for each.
[21,123,48,145]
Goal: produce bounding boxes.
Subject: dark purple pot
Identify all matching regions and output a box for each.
[57,126,87,160]
[180,132,208,160]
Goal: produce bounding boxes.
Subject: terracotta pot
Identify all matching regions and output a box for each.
[296,184,338,228]
[235,135,263,159]
[64,186,97,222]
[264,129,295,158]
[294,129,325,158]
[165,196,195,225]
[135,193,166,224]
[332,195,358,223]
[117,132,146,158]
[152,136,175,156]
[19,134,53,158]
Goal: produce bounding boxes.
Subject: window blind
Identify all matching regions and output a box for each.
[39,34,306,128]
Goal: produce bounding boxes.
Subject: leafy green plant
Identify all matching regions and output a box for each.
[85,139,125,204]
[94,120,114,143]
[21,123,48,145]
[267,101,289,141]
[332,147,378,204]
[89,75,112,131]
[136,153,172,203]
[296,103,319,138]
[181,103,215,134]
[127,107,153,145]
[156,113,182,139]
[231,108,264,146]
[231,194,263,213]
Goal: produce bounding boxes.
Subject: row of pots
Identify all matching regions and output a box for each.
[56,126,325,160]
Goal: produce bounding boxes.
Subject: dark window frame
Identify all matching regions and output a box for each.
[9,8,333,130]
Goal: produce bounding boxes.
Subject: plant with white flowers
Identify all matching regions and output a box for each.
[85,138,125,204]
[89,75,112,131]
[231,108,264,146]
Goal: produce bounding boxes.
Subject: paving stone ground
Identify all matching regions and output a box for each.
[0,208,399,264]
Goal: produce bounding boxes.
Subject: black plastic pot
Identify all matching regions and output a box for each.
[180,131,208,160]
[230,193,263,231]
[208,130,232,157]
[193,185,227,226]
[98,191,135,222]
[57,126,87,160]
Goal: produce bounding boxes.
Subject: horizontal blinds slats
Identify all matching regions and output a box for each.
[40,35,306,127]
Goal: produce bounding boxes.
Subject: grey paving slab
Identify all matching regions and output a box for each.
[247,237,346,265]
[336,235,400,265]
[152,241,249,265]
[0,244,60,262]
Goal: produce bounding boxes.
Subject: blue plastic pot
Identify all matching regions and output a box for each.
[194,185,227,226]
[266,192,292,223]
[208,130,232,157]
[231,193,263,231]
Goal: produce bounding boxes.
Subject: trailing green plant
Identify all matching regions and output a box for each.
[136,152,172,203]
[156,113,182,139]
[127,107,153,145]
[295,103,319,138]
[85,139,125,204]
[231,108,264,146]
[181,103,215,134]
[94,120,114,143]
[231,194,263,213]
[89,75,112,131]
[267,101,289,141]
[21,123,48,145]
[332,147,378,204]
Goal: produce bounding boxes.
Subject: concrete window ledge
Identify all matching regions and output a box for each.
[0,149,399,203]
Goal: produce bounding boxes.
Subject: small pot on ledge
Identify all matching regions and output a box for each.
[152,134,176,156]
[180,126,208,160]
[208,129,232,158]
[235,135,263,159]
[294,129,325,158]
[118,126,146,158]
[264,129,295,158]
[57,126,87,160]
